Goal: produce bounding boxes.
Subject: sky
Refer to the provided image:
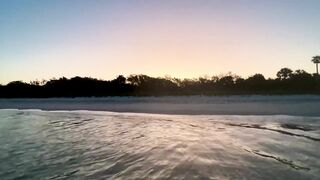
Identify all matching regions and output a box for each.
[1,0,320,84]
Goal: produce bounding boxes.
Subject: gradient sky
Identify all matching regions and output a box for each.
[1,0,320,84]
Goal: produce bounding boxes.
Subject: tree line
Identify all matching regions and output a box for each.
[0,68,319,98]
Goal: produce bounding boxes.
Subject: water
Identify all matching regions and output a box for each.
[0,109,320,179]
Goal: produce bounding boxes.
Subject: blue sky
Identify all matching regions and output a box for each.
[1,0,320,84]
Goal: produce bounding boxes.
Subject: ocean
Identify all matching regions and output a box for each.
[0,96,319,179]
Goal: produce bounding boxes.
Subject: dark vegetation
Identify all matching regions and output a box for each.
[0,68,319,98]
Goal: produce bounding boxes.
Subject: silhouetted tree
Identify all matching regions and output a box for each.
[312,56,320,75]
[217,76,235,88]
[277,68,293,80]
[111,75,126,85]
[289,70,312,80]
[247,74,265,82]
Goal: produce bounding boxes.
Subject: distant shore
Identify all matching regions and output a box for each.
[1,69,320,98]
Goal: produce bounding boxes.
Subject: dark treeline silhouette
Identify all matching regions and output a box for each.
[1,68,320,98]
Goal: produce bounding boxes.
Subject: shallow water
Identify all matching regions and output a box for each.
[0,109,319,179]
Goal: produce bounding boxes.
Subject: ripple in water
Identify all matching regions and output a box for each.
[0,110,319,179]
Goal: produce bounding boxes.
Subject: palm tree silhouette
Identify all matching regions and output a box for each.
[312,56,320,75]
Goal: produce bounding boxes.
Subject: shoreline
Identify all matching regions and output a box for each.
[1,95,320,116]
